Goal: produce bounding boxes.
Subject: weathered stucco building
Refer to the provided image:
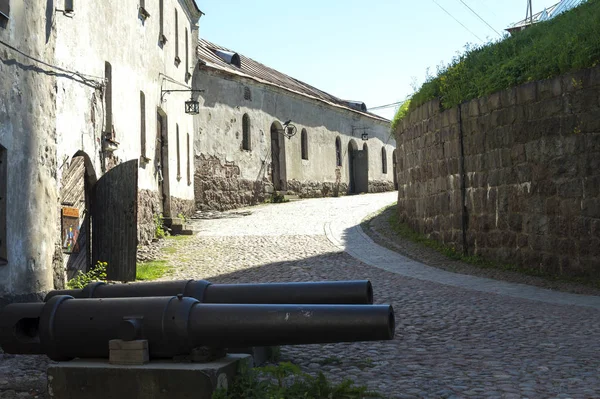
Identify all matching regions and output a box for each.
[0,0,202,302]
[192,39,396,210]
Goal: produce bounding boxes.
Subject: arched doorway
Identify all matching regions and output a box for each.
[270,121,287,191]
[60,151,97,279]
[348,140,368,194]
[392,149,398,190]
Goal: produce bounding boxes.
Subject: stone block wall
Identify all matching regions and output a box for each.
[395,66,600,277]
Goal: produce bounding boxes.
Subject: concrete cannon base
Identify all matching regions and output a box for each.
[47,354,252,399]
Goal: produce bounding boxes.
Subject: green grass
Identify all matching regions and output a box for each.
[162,246,177,255]
[395,0,600,124]
[212,361,383,399]
[136,260,170,281]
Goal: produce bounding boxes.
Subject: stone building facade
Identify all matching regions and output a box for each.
[192,39,396,211]
[395,66,600,278]
[0,0,202,302]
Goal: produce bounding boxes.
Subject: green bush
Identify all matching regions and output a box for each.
[212,362,382,399]
[394,0,600,123]
[66,261,107,289]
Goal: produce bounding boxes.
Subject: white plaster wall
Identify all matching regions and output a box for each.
[193,69,396,187]
[0,1,58,297]
[55,0,199,201]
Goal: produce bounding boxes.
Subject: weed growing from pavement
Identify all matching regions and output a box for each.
[136,260,170,281]
[212,361,383,399]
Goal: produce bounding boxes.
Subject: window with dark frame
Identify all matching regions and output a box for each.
[185,28,190,80]
[242,114,251,151]
[104,62,113,140]
[301,129,308,160]
[381,147,387,174]
[158,0,166,44]
[140,91,146,159]
[0,0,10,19]
[186,133,191,186]
[335,137,342,167]
[176,124,181,180]
[174,9,180,65]
[0,145,6,265]
[139,0,150,19]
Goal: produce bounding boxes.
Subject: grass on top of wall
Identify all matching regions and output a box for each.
[392,0,600,130]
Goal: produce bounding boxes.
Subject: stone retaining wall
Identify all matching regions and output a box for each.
[395,66,600,277]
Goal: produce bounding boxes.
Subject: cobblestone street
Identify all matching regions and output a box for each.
[157,192,600,399]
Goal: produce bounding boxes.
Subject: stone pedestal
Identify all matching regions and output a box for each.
[47,354,251,399]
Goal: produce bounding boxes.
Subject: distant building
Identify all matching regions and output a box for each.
[192,39,396,211]
[506,0,585,35]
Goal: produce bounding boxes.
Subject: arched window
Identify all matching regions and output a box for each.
[301,129,308,160]
[381,147,387,174]
[242,114,251,150]
[335,137,342,167]
[176,124,181,180]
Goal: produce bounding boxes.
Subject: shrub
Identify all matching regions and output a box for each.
[66,261,107,289]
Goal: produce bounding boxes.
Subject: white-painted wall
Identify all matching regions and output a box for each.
[193,69,396,189]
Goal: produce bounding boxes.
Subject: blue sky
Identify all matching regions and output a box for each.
[194,0,560,119]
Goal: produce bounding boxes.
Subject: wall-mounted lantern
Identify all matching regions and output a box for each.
[361,132,369,141]
[161,89,204,115]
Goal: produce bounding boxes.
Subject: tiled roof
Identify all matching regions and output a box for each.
[196,38,389,123]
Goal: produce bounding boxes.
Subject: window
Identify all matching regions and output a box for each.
[381,147,387,174]
[140,91,146,159]
[335,137,342,167]
[242,114,251,150]
[0,0,10,19]
[176,124,181,180]
[186,133,191,185]
[301,129,308,160]
[64,0,74,13]
[0,145,6,265]
[158,0,166,44]
[174,9,180,65]
[185,28,190,81]
[104,62,113,139]
[244,87,252,101]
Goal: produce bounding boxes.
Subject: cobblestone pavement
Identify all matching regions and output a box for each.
[2,192,600,398]
[158,192,600,399]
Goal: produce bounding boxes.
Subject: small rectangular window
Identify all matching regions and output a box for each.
[186,133,191,186]
[0,0,10,19]
[158,0,166,44]
[105,62,113,140]
[174,9,180,65]
[176,124,181,180]
[185,28,190,81]
[140,91,146,159]
[64,0,74,12]
[0,145,7,265]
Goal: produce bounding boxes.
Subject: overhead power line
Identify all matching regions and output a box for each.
[430,0,484,43]
[457,0,503,37]
[368,100,406,111]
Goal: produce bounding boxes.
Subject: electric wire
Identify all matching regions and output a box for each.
[430,0,484,43]
[457,0,503,37]
[0,38,105,88]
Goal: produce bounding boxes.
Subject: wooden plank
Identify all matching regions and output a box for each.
[92,160,138,281]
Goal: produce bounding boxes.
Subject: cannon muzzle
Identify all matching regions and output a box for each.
[44,280,374,305]
[0,295,395,361]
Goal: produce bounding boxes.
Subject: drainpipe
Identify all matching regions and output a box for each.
[458,103,468,256]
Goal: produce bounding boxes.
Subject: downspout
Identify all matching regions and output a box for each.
[458,103,468,256]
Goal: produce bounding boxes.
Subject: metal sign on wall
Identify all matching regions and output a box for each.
[61,207,80,254]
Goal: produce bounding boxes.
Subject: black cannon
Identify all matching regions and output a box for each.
[44,279,374,304]
[0,295,395,361]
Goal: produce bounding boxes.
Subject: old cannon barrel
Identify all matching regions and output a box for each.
[44,279,374,304]
[0,295,394,361]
